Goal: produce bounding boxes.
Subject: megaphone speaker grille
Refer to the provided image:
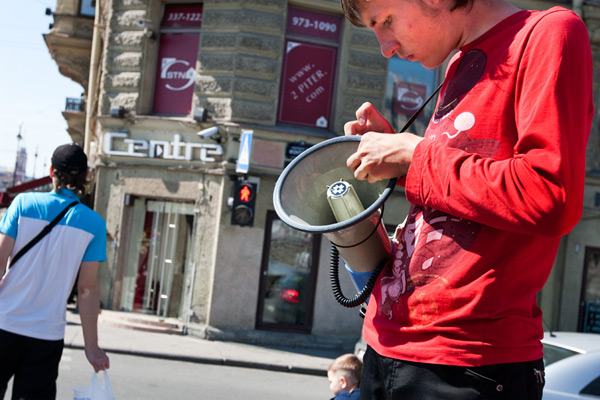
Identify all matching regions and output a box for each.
[273,135,395,234]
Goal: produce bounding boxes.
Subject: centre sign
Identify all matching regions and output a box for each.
[103,132,223,163]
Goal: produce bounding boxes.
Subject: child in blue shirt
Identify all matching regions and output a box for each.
[328,353,362,400]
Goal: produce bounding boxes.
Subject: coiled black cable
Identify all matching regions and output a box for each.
[329,244,387,309]
[328,80,443,314]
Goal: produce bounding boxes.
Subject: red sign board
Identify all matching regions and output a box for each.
[278,41,337,129]
[152,33,200,115]
[286,8,341,42]
[161,4,203,28]
[393,82,427,116]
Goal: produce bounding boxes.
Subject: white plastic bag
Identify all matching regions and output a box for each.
[73,371,115,400]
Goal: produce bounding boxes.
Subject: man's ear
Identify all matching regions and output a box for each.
[421,0,448,12]
[49,165,54,177]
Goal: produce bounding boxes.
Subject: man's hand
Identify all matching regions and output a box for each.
[0,233,15,279]
[343,103,423,182]
[78,261,109,372]
[346,132,423,183]
[344,102,394,136]
[85,345,110,372]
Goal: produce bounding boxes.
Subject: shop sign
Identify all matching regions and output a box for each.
[278,41,336,129]
[285,141,311,160]
[394,82,426,116]
[152,33,200,115]
[286,8,341,42]
[584,302,600,333]
[161,4,203,28]
[236,130,253,174]
[103,132,223,163]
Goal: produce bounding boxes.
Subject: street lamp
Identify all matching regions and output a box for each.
[33,147,39,180]
[12,121,23,186]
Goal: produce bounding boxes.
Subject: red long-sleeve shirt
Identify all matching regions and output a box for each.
[363,7,594,366]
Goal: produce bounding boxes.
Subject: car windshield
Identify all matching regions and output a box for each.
[543,343,579,366]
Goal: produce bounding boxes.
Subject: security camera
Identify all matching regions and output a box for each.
[136,19,152,28]
[197,126,219,139]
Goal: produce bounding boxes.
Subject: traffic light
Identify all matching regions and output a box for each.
[231,180,257,226]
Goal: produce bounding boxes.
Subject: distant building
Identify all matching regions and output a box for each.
[43,0,600,344]
[0,170,13,191]
[13,147,27,187]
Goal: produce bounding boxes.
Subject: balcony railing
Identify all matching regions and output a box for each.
[65,97,85,112]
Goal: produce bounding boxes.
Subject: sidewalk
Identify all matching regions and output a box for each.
[64,310,342,376]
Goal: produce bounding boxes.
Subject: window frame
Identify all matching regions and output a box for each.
[255,211,321,333]
[276,6,343,132]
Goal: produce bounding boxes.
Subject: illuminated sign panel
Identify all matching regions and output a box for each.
[153,4,203,115]
[278,8,340,129]
[161,4,203,28]
[394,82,427,116]
[103,132,223,163]
[286,7,341,41]
[152,33,200,115]
[278,41,336,129]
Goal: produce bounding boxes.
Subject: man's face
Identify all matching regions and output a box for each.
[358,0,462,68]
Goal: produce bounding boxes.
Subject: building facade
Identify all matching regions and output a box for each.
[44,0,600,344]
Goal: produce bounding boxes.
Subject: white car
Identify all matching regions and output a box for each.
[543,331,600,399]
[542,331,600,365]
[353,331,600,398]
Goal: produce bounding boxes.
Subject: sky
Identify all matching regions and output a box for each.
[0,0,83,179]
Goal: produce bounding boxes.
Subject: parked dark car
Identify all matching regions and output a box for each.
[270,271,309,325]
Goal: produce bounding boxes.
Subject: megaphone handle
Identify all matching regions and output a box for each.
[329,204,386,250]
[329,244,387,312]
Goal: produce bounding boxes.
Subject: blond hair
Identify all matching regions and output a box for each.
[328,353,363,388]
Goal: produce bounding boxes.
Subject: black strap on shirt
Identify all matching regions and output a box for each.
[8,201,79,269]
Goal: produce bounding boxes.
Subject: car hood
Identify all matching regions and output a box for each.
[544,351,600,394]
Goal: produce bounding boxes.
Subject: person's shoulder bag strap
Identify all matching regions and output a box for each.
[8,200,79,269]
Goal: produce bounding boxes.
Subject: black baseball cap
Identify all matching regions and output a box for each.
[51,143,88,175]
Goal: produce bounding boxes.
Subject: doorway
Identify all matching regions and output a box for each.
[119,198,194,319]
[256,212,321,333]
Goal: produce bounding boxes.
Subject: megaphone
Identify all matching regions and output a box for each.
[273,82,443,311]
[273,135,395,308]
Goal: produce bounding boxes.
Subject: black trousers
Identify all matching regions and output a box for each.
[0,329,64,400]
[360,346,545,400]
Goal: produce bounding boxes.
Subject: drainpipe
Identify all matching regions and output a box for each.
[573,0,583,18]
[84,0,102,157]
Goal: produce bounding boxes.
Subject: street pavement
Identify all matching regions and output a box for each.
[64,310,343,377]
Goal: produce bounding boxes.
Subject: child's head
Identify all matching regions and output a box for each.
[327,353,363,395]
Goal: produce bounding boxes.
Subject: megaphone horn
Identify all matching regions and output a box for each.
[273,135,395,307]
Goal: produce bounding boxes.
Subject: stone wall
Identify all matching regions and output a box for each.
[196,0,287,124]
[100,0,148,114]
[584,2,600,172]
[99,0,390,133]
[336,26,388,132]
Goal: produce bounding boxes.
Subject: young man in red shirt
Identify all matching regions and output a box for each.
[341,0,594,398]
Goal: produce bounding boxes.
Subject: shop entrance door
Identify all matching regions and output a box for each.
[120,199,194,319]
[256,212,320,333]
[579,247,600,333]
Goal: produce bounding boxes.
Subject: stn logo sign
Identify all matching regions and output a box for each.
[160,58,195,91]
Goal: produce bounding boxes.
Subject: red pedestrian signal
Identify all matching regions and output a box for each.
[231,180,257,226]
[240,185,251,202]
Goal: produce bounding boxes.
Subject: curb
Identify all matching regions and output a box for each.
[63,342,327,377]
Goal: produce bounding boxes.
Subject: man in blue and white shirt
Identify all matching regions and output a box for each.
[0,143,110,399]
